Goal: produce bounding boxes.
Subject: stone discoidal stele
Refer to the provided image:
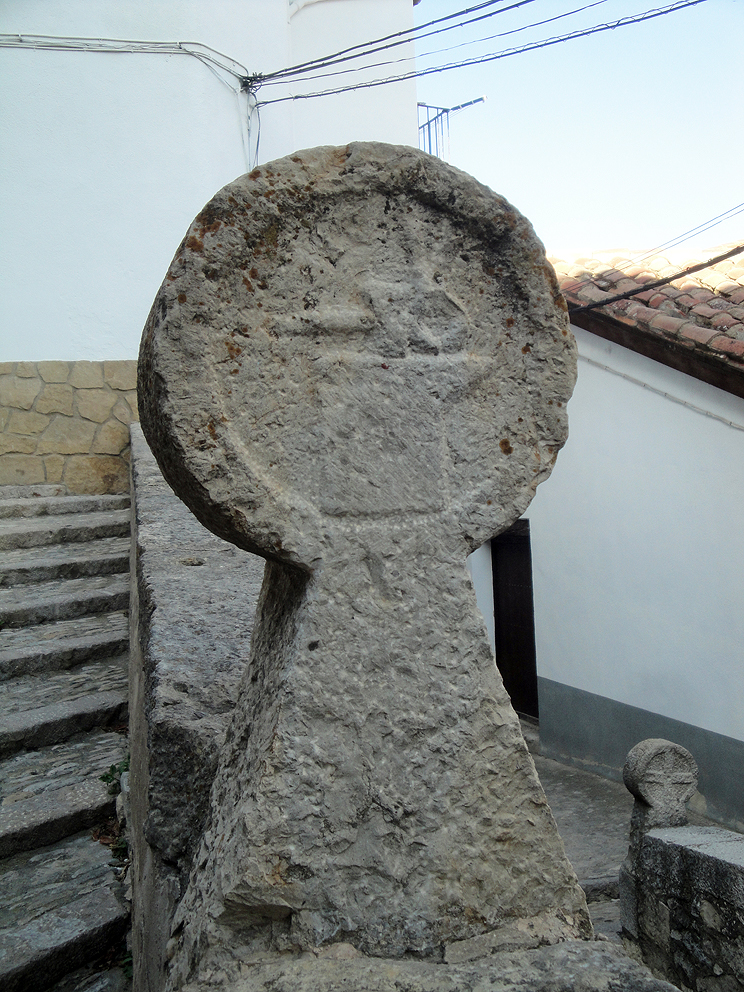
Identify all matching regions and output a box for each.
[138,142,587,982]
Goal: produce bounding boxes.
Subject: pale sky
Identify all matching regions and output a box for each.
[413,0,743,258]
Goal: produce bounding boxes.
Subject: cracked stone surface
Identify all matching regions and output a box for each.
[138,142,583,988]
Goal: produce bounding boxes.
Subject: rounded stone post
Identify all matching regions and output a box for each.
[620,738,698,938]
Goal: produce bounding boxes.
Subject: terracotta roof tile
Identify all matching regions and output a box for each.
[549,244,744,382]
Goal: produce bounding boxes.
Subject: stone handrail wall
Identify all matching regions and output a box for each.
[621,739,744,991]
[128,424,265,992]
[0,360,137,494]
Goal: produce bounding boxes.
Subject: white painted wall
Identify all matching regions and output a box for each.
[0,0,417,362]
[525,325,744,743]
[466,542,495,652]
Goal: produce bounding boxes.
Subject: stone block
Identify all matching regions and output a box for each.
[0,409,9,431]
[68,361,104,388]
[0,375,42,410]
[43,454,65,483]
[14,362,38,378]
[36,383,75,416]
[104,360,137,391]
[36,416,96,455]
[7,409,51,434]
[76,388,117,423]
[37,361,70,383]
[0,434,37,454]
[112,398,136,424]
[0,454,45,485]
[0,363,14,376]
[63,454,130,494]
[91,418,130,455]
[124,390,139,420]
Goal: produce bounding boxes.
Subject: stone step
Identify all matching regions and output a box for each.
[0,657,128,757]
[0,832,129,992]
[0,573,129,629]
[0,537,131,588]
[0,509,131,552]
[0,485,68,499]
[0,612,129,681]
[0,494,130,521]
[0,730,126,858]
[49,965,131,992]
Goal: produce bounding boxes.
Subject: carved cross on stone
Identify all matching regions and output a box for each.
[138,143,589,986]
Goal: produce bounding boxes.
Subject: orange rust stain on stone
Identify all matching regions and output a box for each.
[186,236,204,253]
[499,439,513,455]
[506,317,514,328]
[522,344,531,354]
[178,294,187,304]
[242,277,254,292]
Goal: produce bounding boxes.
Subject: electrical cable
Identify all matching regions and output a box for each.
[259,0,527,82]
[260,0,609,88]
[0,35,249,80]
[262,0,540,84]
[578,353,744,433]
[256,0,710,106]
[556,201,744,300]
[567,243,744,313]
[628,204,744,263]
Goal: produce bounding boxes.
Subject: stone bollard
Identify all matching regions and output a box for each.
[138,142,592,990]
[620,738,698,939]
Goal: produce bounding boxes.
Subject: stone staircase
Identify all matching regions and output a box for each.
[0,485,132,992]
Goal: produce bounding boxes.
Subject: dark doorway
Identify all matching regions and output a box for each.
[491,520,539,719]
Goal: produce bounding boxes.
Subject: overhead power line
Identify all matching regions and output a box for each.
[260,0,610,88]
[256,0,709,105]
[260,0,535,83]
[567,244,744,314]
[558,201,744,301]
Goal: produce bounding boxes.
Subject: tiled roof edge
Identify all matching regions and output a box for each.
[550,250,744,399]
[569,307,744,400]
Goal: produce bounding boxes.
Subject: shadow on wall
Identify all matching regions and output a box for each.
[0,361,137,494]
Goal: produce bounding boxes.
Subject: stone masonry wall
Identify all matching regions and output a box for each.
[0,361,137,494]
[626,826,744,991]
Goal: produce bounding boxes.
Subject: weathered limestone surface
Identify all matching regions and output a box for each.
[138,143,586,988]
[0,361,137,493]
[178,940,680,992]
[128,425,265,992]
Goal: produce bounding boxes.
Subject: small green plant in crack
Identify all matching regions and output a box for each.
[100,753,130,795]
[121,951,133,980]
[111,834,129,859]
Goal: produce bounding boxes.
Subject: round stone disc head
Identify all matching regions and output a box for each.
[139,142,575,567]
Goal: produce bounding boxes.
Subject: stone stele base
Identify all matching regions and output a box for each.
[178,940,679,992]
